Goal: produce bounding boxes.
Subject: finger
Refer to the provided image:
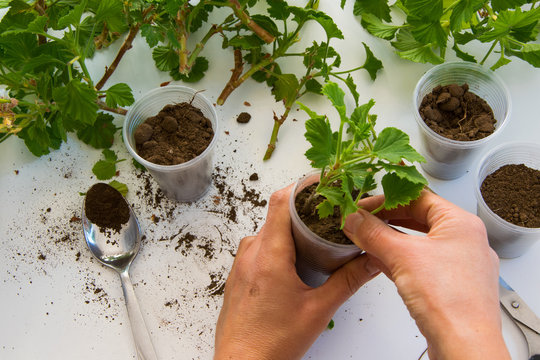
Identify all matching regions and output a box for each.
[313,254,380,310]
[357,194,429,233]
[343,209,412,265]
[258,184,295,257]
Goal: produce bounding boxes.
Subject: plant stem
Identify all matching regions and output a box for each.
[480,39,498,65]
[227,0,275,44]
[97,100,127,115]
[95,5,154,90]
[176,4,190,75]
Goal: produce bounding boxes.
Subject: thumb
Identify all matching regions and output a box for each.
[313,254,380,310]
[343,209,407,266]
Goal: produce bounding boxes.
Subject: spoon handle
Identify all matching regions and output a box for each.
[119,270,158,360]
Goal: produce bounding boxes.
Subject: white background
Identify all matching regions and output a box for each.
[1,2,539,359]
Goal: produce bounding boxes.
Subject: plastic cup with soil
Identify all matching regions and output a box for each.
[289,172,363,287]
[475,142,540,258]
[413,61,511,180]
[123,86,218,202]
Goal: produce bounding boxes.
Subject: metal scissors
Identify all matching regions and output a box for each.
[499,277,540,360]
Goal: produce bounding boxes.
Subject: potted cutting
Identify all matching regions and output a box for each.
[291,82,428,287]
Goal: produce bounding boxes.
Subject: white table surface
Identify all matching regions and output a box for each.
[1,2,539,359]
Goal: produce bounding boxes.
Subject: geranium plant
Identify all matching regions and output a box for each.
[299,81,428,227]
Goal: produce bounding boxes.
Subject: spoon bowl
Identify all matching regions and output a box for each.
[82,183,157,360]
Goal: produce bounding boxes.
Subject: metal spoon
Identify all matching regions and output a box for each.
[82,184,157,360]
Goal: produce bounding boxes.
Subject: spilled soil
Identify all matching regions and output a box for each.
[135,102,214,165]
[481,164,540,228]
[419,83,496,141]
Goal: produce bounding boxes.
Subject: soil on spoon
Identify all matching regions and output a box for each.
[295,183,353,245]
[85,183,130,232]
[419,83,496,141]
[134,102,214,165]
[480,164,540,228]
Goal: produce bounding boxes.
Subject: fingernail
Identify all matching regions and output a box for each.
[344,211,365,235]
[365,258,380,276]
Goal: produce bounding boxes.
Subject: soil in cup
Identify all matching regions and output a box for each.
[85,183,130,232]
[481,164,540,228]
[419,83,496,141]
[295,183,353,245]
[134,102,214,165]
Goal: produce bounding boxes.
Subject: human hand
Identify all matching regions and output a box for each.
[214,185,380,360]
[343,190,510,360]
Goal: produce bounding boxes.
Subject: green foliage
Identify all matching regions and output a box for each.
[108,180,128,196]
[92,149,125,180]
[350,0,540,69]
[301,82,427,228]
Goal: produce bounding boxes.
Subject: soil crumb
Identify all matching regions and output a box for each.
[236,112,251,124]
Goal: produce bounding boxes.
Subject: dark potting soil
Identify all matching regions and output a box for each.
[295,183,353,245]
[481,164,540,228]
[419,83,496,141]
[85,183,130,232]
[134,102,214,165]
[236,112,251,124]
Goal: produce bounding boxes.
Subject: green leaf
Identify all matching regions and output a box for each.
[141,24,164,48]
[309,11,344,40]
[403,0,443,21]
[105,83,134,108]
[316,199,335,218]
[272,73,299,104]
[267,0,290,20]
[250,14,279,37]
[53,80,99,126]
[491,0,529,12]
[322,82,346,120]
[360,42,383,80]
[380,163,428,185]
[305,78,323,95]
[342,74,360,106]
[152,46,178,71]
[408,16,448,48]
[92,149,123,180]
[76,112,117,149]
[382,172,425,209]
[478,8,540,43]
[27,15,49,34]
[95,0,127,33]
[490,55,512,70]
[353,0,391,22]
[304,116,334,169]
[348,99,375,140]
[57,2,86,28]
[17,119,51,156]
[373,127,425,163]
[449,0,484,32]
[360,13,400,40]
[227,34,265,50]
[521,43,540,68]
[452,41,476,62]
[92,160,117,180]
[171,56,209,82]
[108,180,128,196]
[392,30,444,64]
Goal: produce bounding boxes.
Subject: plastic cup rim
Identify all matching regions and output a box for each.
[122,85,219,172]
[474,141,540,233]
[412,61,512,149]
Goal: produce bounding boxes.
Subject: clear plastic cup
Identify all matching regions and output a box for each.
[289,172,363,287]
[123,86,218,202]
[413,62,511,180]
[475,142,540,258]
